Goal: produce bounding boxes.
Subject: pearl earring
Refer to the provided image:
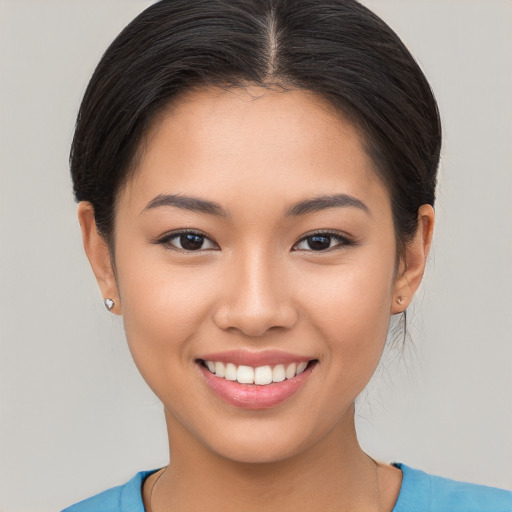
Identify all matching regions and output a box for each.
[104,298,115,311]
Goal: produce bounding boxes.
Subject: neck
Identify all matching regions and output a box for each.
[146,404,390,512]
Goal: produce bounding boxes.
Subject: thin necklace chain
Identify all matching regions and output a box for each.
[371,455,383,512]
[149,466,166,512]
[149,458,381,512]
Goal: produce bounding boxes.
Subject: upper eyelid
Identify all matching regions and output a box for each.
[293,230,352,244]
[161,228,209,238]
[297,229,349,238]
[155,229,218,249]
[157,228,349,239]
[155,229,353,250]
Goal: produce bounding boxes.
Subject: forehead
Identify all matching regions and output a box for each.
[122,86,389,215]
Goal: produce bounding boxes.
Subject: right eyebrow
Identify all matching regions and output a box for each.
[285,194,370,217]
[141,194,230,217]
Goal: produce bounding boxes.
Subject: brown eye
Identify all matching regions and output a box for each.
[305,235,332,251]
[293,232,352,252]
[180,233,206,250]
[157,230,218,252]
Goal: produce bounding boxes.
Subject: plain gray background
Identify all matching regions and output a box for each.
[0,1,511,511]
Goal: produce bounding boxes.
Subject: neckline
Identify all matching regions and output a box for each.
[134,463,419,512]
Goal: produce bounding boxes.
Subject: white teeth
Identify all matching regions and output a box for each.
[224,363,237,381]
[285,363,297,379]
[296,361,308,375]
[215,361,225,378]
[204,360,311,385]
[254,365,273,385]
[237,365,254,384]
[272,364,286,383]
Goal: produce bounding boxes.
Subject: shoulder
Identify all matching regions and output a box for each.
[393,463,512,512]
[61,469,159,512]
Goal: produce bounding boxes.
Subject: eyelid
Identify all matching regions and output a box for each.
[153,228,354,253]
[153,229,219,252]
[291,230,354,252]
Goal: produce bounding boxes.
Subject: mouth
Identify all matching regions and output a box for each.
[196,354,318,409]
[198,359,314,385]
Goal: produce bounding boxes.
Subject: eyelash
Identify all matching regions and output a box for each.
[292,230,355,252]
[154,229,355,254]
[154,229,219,252]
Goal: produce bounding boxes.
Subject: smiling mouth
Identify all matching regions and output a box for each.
[198,359,318,386]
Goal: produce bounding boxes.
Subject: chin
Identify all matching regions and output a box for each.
[211,438,306,465]
[197,417,327,465]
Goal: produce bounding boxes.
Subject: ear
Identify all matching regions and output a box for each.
[77,202,122,315]
[391,204,435,314]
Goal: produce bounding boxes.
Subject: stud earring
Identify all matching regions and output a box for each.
[104,298,115,311]
[396,296,405,305]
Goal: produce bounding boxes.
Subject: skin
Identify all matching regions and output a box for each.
[79,86,434,511]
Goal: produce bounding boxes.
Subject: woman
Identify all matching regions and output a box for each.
[61,0,512,510]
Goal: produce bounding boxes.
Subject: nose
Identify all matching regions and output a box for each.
[213,250,298,338]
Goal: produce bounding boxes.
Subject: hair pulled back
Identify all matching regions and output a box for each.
[71,0,441,255]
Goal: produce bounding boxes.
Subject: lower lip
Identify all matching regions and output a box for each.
[199,363,315,410]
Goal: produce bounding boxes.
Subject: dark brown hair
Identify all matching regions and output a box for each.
[71,0,441,257]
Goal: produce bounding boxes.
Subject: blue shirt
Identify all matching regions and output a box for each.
[62,463,512,511]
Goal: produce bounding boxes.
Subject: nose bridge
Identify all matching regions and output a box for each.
[214,244,297,337]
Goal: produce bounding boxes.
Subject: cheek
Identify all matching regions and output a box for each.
[115,251,219,387]
[299,255,395,385]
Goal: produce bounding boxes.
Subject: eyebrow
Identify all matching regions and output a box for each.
[141,193,369,217]
[142,194,229,217]
[284,194,369,216]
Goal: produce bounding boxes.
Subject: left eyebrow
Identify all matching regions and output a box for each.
[285,194,370,216]
[141,194,229,217]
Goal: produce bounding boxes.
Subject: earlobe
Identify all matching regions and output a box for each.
[77,202,122,315]
[391,204,435,314]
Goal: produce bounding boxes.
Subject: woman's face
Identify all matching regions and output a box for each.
[105,86,410,463]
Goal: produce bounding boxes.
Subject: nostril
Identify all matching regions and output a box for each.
[212,287,298,336]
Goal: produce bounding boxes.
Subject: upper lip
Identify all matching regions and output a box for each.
[198,349,314,367]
